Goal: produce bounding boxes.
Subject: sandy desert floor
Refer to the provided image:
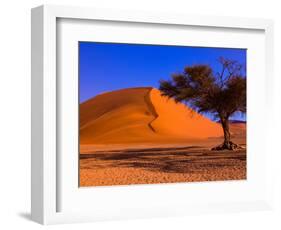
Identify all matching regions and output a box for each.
[80,143,246,187]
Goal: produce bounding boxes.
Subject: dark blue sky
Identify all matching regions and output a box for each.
[79,42,246,121]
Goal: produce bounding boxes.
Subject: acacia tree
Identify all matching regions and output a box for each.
[159,57,246,150]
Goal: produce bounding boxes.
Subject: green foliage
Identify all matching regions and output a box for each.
[159,57,246,121]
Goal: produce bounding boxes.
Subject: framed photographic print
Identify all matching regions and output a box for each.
[31,5,274,224]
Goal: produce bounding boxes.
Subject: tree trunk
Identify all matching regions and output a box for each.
[211,116,241,150]
[221,118,231,146]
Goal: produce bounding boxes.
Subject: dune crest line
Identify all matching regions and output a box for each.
[143,88,159,133]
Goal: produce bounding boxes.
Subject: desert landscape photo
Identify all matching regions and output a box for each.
[79,42,246,187]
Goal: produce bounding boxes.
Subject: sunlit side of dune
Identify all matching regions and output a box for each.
[80,87,224,145]
[149,88,222,139]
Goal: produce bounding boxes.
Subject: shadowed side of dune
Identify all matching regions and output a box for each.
[80,87,224,145]
[80,87,159,144]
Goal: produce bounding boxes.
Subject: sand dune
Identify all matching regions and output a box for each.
[80,87,225,145]
[229,121,246,137]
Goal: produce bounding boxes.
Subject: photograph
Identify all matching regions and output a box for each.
[79,42,247,187]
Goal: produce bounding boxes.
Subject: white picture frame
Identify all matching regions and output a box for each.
[31,5,274,225]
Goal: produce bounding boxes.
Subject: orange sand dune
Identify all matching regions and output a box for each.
[80,87,224,145]
[229,122,246,138]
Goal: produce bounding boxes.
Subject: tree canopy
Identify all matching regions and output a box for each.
[159,57,246,150]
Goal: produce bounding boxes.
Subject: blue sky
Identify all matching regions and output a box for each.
[79,42,246,121]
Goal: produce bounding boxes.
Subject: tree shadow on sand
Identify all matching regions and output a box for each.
[80,146,246,174]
